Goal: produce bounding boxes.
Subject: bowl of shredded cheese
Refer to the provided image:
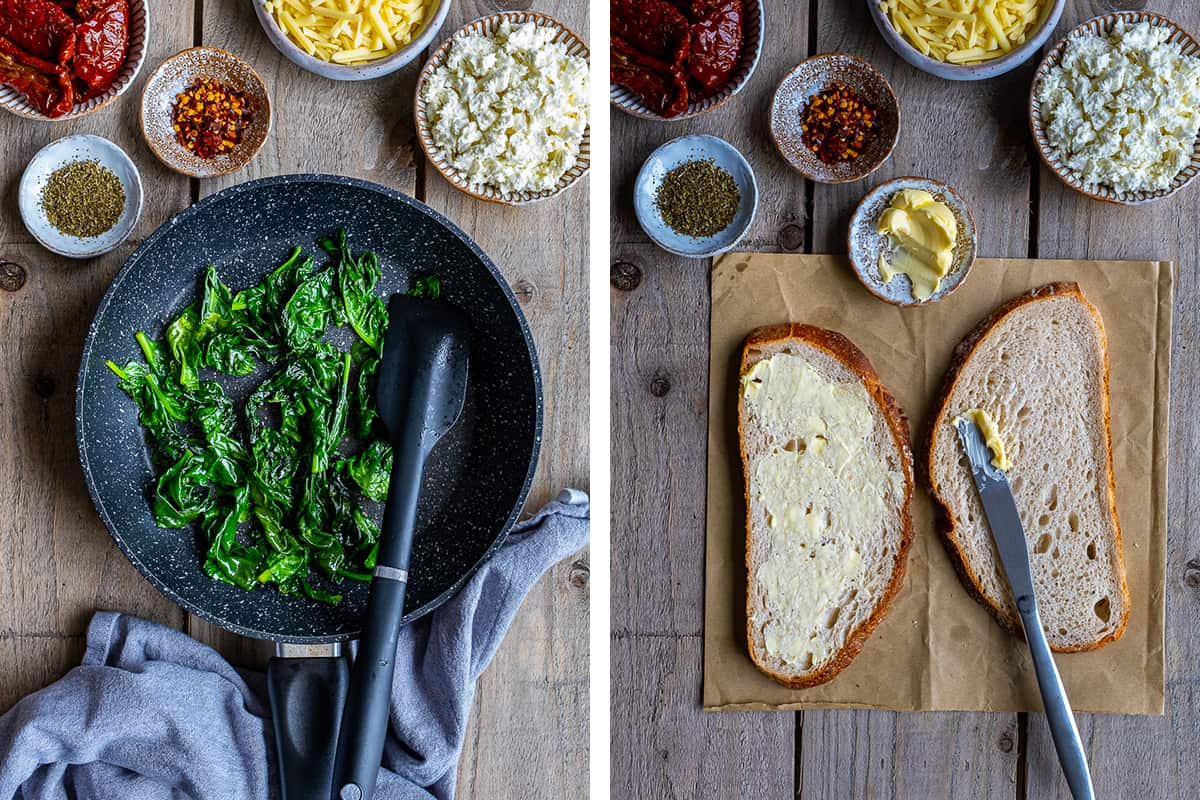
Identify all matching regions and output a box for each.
[870,0,1065,80]
[255,0,449,80]
[415,12,590,206]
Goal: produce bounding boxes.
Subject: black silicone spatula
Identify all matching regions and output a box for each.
[330,293,469,800]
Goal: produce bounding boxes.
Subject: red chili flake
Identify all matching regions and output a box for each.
[800,83,880,164]
[171,78,252,160]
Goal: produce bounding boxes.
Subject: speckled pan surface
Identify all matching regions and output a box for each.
[0,0,148,121]
[610,0,763,121]
[76,175,542,642]
[1030,11,1200,206]
[848,176,977,306]
[140,48,271,178]
[770,53,899,184]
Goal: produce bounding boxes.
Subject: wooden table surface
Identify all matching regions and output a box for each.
[0,0,588,797]
[612,1,1198,797]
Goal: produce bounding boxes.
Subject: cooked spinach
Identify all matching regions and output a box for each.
[105,231,440,604]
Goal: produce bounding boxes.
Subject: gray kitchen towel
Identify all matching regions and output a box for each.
[0,489,589,800]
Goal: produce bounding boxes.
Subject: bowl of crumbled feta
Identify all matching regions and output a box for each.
[1031,13,1200,205]
[415,13,590,206]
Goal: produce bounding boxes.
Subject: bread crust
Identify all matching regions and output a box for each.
[740,323,915,688]
[925,282,1131,652]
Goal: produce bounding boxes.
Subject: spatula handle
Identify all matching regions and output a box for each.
[1017,596,1095,800]
[330,426,425,800]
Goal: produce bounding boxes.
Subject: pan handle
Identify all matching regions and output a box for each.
[267,646,349,800]
[331,420,426,800]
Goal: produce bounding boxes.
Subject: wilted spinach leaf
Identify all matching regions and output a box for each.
[108,230,442,605]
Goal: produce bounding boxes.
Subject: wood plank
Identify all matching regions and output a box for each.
[421,1,590,795]
[1025,3,1200,797]
[610,0,810,794]
[0,635,86,711]
[0,0,196,709]
[797,2,1034,796]
[612,634,795,800]
[801,712,1019,799]
[192,0,423,664]
[457,551,590,799]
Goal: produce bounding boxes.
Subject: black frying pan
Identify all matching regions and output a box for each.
[77,175,542,798]
[75,174,542,642]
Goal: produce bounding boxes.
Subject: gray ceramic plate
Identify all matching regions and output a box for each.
[18,135,144,259]
[634,134,758,259]
[848,176,976,306]
[868,0,1065,80]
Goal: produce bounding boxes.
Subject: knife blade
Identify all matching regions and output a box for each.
[954,417,1095,800]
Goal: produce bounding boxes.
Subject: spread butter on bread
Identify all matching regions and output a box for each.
[927,282,1130,651]
[740,324,914,688]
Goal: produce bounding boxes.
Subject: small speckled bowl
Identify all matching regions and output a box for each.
[634,134,757,259]
[770,53,899,184]
[848,176,976,307]
[610,0,764,121]
[1030,11,1200,206]
[414,12,590,206]
[252,0,450,81]
[140,48,271,179]
[869,0,1065,81]
[18,135,144,259]
[0,0,149,121]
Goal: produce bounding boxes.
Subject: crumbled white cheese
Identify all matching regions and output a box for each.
[1037,20,1200,194]
[421,21,589,196]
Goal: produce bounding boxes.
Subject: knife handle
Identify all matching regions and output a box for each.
[1016,596,1096,800]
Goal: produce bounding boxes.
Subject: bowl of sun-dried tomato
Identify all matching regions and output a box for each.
[139,47,272,179]
[610,0,763,121]
[0,0,149,121]
[770,53,900,184]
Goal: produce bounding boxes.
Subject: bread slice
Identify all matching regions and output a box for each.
[740,324,914,688]
[927,282,1129,651]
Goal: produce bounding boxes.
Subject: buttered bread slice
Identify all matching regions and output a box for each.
[740,324,914,688]
[927,283,1129,651]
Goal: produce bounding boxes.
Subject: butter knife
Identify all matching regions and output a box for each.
[954,418,1095,800]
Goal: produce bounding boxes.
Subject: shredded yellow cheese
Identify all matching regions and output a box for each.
[264,0,434,64]
[878,0,1045,64]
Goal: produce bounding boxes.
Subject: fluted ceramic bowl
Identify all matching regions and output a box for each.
[1030,11,1200,206]
[415,12,590,206]
[610,0,763,121]
[0,0,149,121]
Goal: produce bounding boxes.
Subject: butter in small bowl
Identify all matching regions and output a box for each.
[848,176,977,306]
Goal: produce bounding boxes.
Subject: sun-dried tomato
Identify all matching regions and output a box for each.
[610,0,744,116]
[611,36,689,118]
[0,0,75,63]
[0,35,73,115]
[611,0,691,66]
[688,0,742,91]
[74,0,129,93]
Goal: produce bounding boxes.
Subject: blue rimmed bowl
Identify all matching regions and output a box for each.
[634,134,758,259]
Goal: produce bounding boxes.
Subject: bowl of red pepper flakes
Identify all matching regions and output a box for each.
[610,0,763,121]
[139,47,271,179]
[769,53,900,184]
[0,0,148,121]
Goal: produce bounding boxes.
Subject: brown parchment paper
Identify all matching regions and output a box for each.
[702,255,1170,714]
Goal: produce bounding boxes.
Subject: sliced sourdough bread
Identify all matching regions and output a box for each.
[927,282,1129,651]
[740,324,914,688]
